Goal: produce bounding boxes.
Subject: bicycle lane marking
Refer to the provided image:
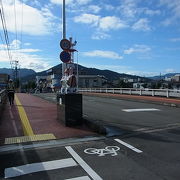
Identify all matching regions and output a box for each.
[84,146,120,156]
[114,139,143,153]
[65,146,103,180]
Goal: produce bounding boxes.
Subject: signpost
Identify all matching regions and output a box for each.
[57,0,82,127]
[60,51,71,63]
[60,39,71,50]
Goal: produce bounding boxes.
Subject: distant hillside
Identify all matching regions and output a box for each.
[0,68,36,78]
[149,73,180,80]
[21,63,150,82]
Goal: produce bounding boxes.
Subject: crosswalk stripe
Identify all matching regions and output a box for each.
[4,158,77,178]
[65,176,91,180]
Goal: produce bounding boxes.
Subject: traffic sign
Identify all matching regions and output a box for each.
[60,39,71,50]
[60,51,71,63]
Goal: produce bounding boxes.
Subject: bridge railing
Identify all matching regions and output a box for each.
[78,88,180,98]
[0,89,7,118]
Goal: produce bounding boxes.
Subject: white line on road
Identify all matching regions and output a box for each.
[65,146,103,180]
[4,158,77,178]
[114,139,143,153]
[122,108,160,112]
[65,176,91,180]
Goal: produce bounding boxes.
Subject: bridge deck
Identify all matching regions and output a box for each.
[0,93,96,145]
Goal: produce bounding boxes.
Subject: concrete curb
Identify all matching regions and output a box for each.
[83,118,107,135]
[83,118,136,137]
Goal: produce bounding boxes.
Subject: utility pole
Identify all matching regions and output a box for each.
[12,60,19,89]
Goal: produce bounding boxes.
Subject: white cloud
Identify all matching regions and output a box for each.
[0,40,51,71]
[74,13,100,26]
[165,68,176,73]
[144,9,161,16]
[160,0,180,25]
[50,0,91,5]
[77,0,92,5]
[16,49,41,53]
[132,18,151,31]
[88,5,101,13]
[74,14,127,31]
[2,0,58,36]
[31,0,41,7]
[124,45,151,54]
[83,50,123,60]
[103,4,115,11]
[50,0,73,5]
[91,32,110,40]
[118,0,138,19]
[99,16,128,31]
[169,38,180,42]
[24,43,31,46]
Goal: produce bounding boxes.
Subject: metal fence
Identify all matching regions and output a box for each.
[78,88,180,98]
[0,89,6,103]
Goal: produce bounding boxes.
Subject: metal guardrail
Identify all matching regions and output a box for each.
[78,88,180,98]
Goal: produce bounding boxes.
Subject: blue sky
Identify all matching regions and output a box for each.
[0,0,180,76]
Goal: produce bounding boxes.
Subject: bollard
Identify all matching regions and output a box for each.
[57,93,83,126]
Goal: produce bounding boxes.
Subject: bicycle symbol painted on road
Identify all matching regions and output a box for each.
[84,146,120,157]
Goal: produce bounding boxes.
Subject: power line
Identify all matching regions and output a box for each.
[20,0,24,50]
[0,0,12,62]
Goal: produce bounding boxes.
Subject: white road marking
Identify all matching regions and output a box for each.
[84,146,120,156]
[66,146,103,180]
[65,176,91,180]
[4,158,77,178]
[114,139,143,153]
[122,108,160,112]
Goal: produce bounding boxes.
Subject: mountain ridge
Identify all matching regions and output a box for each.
[1,64,151,82]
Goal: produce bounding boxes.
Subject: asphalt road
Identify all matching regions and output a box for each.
[0,94,180,179]
[83,95,180,133]
[0,131,180,180]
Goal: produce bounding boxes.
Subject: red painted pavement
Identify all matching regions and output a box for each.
[15,93,96,139]
[0,102,23,145]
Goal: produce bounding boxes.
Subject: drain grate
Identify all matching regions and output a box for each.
[5,134,56,144]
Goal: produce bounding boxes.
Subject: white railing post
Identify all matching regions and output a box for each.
[139,89,142,96]
[152,90,154,96]
[129,89,132,95]
[166,90,169,98]
[81,88,179,98]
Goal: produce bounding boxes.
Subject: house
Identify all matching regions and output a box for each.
[78,75,107,88]
[172,74,180,82]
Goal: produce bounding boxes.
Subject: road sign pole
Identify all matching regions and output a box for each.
[62,0,66,76]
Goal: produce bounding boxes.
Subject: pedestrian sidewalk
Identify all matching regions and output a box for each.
[0,93,96,145]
